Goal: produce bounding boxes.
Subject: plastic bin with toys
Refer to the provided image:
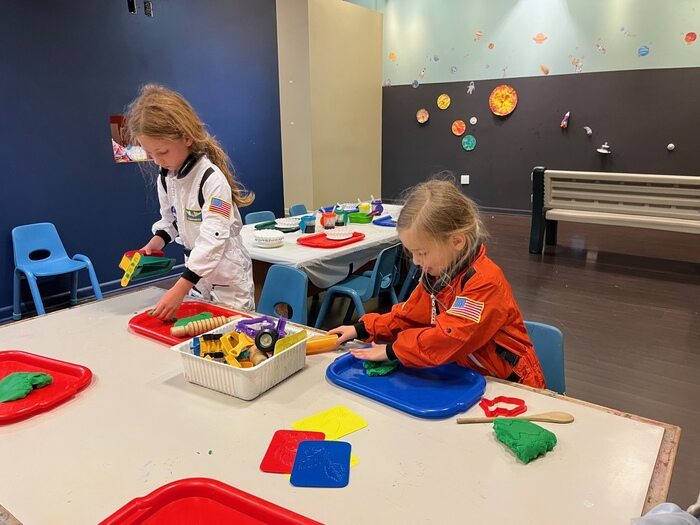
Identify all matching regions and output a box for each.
[170,315,309,400]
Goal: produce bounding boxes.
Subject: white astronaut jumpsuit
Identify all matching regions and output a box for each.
[152,155,255,311]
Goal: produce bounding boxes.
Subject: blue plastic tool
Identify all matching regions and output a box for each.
[372,215,396,227]
[326,353,486,419]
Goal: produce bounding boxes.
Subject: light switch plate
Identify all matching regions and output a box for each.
[460,174,470,185]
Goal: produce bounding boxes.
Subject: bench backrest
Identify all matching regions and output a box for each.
[544,170,700,220]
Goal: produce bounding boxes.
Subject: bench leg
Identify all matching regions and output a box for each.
[529,213,546,254]
[545,219,558,246]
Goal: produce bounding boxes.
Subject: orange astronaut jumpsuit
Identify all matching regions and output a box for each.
[356,245,545,388]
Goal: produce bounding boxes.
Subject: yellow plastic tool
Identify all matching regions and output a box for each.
[221,332,254,366]
[273,329,308,356]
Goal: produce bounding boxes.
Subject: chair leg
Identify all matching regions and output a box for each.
[389,286,399,305]
[13,270,22,320]
[352,295,366,318]
[314,292,335,329]
[70,271,79,306]
[342,301,356,325]
[26,274,46,316]
[85,263,104,300]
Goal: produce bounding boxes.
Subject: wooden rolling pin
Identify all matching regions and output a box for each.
[456,411,574,424]
[248,345,269,366]
[170,316,236,337]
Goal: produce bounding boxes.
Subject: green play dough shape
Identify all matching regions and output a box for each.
[363,360,399,376]
[0,372,53,403]
[493,418,557,463]
[174,312,213,327]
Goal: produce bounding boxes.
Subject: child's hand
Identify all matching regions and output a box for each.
[350,343,388,362]
[151,278,192,320]
[140,236,166,255]
[328,325,357,346]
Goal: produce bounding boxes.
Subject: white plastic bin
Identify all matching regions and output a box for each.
[170,319,308,400]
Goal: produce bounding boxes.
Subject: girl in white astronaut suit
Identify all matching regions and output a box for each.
[126,84,255,319]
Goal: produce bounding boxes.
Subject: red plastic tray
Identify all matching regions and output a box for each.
[99,477,322,525]
[296,232,365,249]
[128,301,250,346]
[0,351,92,424]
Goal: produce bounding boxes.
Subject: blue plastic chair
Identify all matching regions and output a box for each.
[257,265,309,325]
[12,222,103,320]
[289,203,308,216]
[524,321,565,394]
[314,244,401,328]
[397,262,421,302]
[244,210,275,225]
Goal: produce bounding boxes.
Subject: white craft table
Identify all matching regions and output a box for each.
[242,205,402,288]
[0,288,679,524]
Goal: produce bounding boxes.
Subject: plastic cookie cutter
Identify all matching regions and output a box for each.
[235,316,287,340]
[119,249,176,287]
[478,395,527,417]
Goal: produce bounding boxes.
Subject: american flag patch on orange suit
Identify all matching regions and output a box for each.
[446,296,484,323]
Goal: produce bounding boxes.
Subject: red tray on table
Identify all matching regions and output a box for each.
[0,351,93,424]
[296,232,365,248]
[128,301,250,346]
[99,477,322,525]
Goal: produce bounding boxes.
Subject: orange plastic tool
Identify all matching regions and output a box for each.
[306,334,338,355]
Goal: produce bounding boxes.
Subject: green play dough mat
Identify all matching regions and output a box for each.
[0,372,53,403]
[174,312,213,327]
[363,360,399,377]
[493,418,557,463]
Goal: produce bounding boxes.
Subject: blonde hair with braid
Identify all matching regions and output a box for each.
[125,84,254,207]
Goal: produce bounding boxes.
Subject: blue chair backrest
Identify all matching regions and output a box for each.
[365,244,401,300]
[524,321,565,394]
[398,262,421,302]
[12,223,69,267]
[245,210,276,225]
[289,203,308,216]
[257,265,309,325]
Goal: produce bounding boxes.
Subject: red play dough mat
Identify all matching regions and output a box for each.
[296,232,365,249]
[128,301,250,346]
[0,351,92,424]
[99,477,321,525]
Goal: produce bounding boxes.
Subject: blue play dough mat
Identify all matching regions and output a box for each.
[290,440,351,488]
[326,353,486,419]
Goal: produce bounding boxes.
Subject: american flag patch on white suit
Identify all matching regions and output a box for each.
[446,296,484,323]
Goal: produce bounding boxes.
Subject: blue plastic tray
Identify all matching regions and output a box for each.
[372,215,396,227]
[326,353,486,419]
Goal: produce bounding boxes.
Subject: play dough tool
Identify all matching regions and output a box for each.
[170,316,236,337]
[119,249,176,287]
[273,329,308,356]
[456,411,574,424]
[306,334,338,355]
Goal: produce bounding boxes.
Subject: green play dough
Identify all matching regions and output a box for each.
[174,312,213,327]
[493,418,557,463]
[363,360,399,376]
[0,372,53,402]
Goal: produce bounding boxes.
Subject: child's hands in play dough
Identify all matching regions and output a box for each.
[328,325,357,346]
[350,343,388,362]
[140,236,166,255]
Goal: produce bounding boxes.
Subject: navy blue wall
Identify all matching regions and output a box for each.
[1,0,282,320]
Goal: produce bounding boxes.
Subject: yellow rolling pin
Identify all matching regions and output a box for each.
[306,334,339,355]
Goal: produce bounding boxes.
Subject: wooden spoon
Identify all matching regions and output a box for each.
[456,411,574,424]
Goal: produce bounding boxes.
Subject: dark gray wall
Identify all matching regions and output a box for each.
[381,68,700,212]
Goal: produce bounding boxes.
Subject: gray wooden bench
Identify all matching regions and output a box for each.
[529,167,700,254]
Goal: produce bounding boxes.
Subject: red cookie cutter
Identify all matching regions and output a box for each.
[479,396,527,417]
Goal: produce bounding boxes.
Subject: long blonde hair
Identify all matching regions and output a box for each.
[125,84,254,207]
[397,179,485,270]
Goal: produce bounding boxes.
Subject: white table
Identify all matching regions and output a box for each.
[242,205,401,288]
[0,288,678,525]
